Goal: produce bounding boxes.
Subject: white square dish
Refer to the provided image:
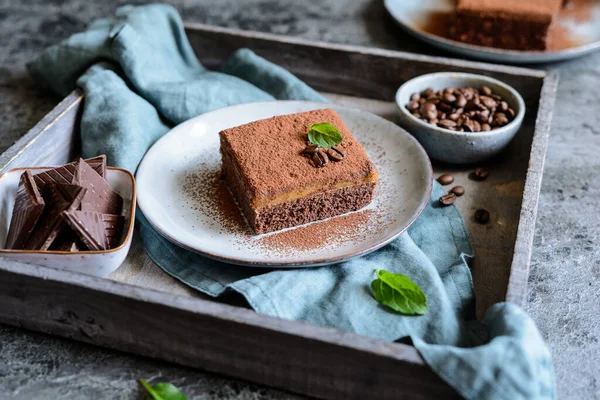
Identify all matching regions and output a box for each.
[0,167,136,277]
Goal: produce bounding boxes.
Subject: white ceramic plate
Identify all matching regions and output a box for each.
[384,0,600,64]
[136,101,432,267]
[0,167,136,277]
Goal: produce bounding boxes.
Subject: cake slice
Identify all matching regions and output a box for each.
[450,0,563,51]
[219,109,378,234]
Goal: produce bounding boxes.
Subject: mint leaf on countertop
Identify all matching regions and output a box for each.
[140,379,187,400]
[308,122,343,148]
[371,269,428,315]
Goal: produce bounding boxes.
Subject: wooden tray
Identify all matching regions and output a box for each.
[0,24,557,399]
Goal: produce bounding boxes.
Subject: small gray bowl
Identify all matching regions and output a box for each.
[395,72,525,164]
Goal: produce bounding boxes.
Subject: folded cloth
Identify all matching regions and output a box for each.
[28,4,555,399]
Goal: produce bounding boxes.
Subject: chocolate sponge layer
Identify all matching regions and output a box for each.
[253,182,376,234]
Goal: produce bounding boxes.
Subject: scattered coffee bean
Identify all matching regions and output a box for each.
[451,186,465,196]
[405,85,515,132]
[439,193,457,206]
[472,167,489,181]
[475,209,490,224]
[437,173,455,185]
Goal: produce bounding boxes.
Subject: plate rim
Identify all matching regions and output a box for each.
[383,0,600,64]
[136,100,433,268]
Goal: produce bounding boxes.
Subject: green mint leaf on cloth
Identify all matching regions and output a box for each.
[140,379,188,400]
[307,122,343,148]
[371,269,428,315]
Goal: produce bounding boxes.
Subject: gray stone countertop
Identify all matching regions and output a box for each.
[1,1,599,399]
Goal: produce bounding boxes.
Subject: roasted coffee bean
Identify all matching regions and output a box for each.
[472,167,489,180]
[407,101,419,112]
[439,193,457,206]
[302,144,320,155]
[465,97,480,110]
[406,86,516,132]
[492,112,509,127]
[480,96,497,109]
[443,93,456,103]
[326,146,345,162]
[476,109,490,123]
[422,88,434,97]
[420,102,437,120]
[475,209,490,224]
[438,119,457,129]
[451,186,465,196]
[311,150,329,168]
[438,102,453,112]
[437,173,455,185]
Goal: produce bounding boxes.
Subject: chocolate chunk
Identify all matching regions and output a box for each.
[33,155,107,189]
[5,171,45,249]
[24,184,87,250]
[73,158,123,215]
[62,211,124,251]
[50,230,80,252]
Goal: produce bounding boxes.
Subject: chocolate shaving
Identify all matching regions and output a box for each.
[5,171,45,249]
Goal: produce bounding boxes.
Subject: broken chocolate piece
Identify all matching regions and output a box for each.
[5,171,45,249]
[33,155,107,189]
[73,158,123,215]
[62,210,124,251]
[50,230,81,252]
[24,184,87,250]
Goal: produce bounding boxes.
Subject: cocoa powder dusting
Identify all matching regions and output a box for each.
[182,164,250,235]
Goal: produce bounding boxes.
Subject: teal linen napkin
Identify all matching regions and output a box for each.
[28,4,555,399]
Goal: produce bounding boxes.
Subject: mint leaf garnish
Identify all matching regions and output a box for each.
[308,122,343,148]
[140,379,187,400]
[371,269,428,315]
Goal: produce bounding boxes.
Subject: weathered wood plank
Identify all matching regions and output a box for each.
[0,91,83,173]
[0,260,459,400]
